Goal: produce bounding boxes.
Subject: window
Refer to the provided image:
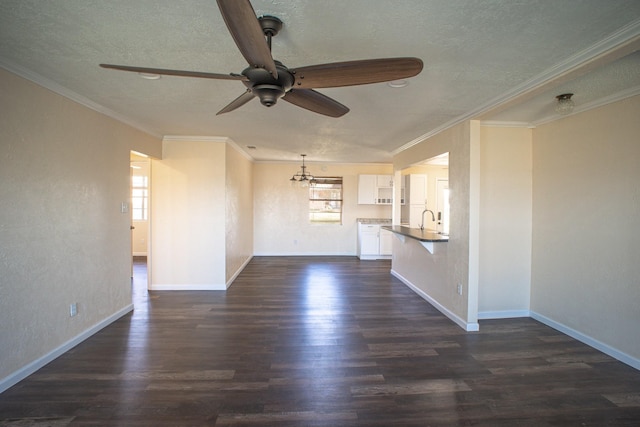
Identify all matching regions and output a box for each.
[309,177,343,224]
[131,175,148,220]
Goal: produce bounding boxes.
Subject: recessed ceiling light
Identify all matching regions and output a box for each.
[138,72,161,80]
[388,79,408,88]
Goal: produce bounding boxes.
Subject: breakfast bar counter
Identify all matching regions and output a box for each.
[382,226,448,254]
[381,226,448,242]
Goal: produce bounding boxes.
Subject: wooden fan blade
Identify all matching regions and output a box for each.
[291,57,423,89]
[216,0,278,78]
[283,89,349,118]
[216,90,255,115]
[100,64,247,81]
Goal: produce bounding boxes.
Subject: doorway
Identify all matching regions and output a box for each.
[130,151,151,294]
[436,178,449,235]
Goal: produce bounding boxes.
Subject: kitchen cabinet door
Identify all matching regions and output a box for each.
[379,229,393,255]
[359,224,380,256]
[376,175,393,188]
[357,175,377,204]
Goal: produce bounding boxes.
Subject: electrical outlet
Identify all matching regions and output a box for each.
[69,303,78,317]
[457,284,463,295]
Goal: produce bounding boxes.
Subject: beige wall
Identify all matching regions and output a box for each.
[253,162,393,255]
[0,68,161,387]
[531,95,640,362]
[150,138,227,289]
[392,120,480,329]
[225,145,253,284]
[478,126,532,317]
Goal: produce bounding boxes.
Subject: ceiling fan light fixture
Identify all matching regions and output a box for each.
[252,84,285,107]
[555,93,575,115]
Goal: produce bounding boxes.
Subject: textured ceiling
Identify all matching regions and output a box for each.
[1,0,639,163]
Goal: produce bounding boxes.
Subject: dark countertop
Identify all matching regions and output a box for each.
[382,225,449,242]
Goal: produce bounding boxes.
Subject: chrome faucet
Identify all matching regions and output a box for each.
[420,209,435,230]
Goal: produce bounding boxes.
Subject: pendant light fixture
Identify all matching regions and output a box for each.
[289,154,315,187]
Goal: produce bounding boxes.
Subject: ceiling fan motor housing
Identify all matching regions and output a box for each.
[243,61,294,107]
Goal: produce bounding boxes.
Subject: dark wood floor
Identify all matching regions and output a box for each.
[1,256,639,426]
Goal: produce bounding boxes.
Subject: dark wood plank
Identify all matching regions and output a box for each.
[1,256,639,426]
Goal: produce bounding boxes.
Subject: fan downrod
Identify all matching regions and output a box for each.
[259,15,282,51]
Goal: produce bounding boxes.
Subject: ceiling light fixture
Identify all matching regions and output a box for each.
[289,154,315,187]
[138,72,161,80]
[388,79,408,88]
[555,93,575,115]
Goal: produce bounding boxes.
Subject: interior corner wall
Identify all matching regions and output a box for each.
[0,68,162,389]
[478,126,532,317]
[392,121,473,325]
[531,95,640,362]
[225,146,253,284]
[253,162,393,256]
[150,139,226,290]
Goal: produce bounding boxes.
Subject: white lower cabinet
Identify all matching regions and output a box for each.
[379,228,393,256]
[357,223,392,260]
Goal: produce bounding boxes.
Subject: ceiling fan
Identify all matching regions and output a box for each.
[100,0,423,118]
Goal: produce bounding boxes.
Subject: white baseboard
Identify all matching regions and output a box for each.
[530,311,640,371]
[390,269,479,332]
[226,255,253,289]
[357,255,392,260]
[0,304,134,394]
[149,284,227,291]
[148,256,254,291]
[252,252,357,257]
[391,273,639,371]
[478,309,531,319]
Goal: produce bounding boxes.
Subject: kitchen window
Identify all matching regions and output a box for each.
[309,177,342,224]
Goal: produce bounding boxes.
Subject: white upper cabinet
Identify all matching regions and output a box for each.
[408,174,427,206]
[358,174,393,205]
[376,175,393,188]
[357,174,377,205]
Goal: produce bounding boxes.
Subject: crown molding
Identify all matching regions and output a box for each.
[0,58,162,140]
[393,18,640,155]
[226,138,255,162]
[480,121,535,128]
[162,135,229,143]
